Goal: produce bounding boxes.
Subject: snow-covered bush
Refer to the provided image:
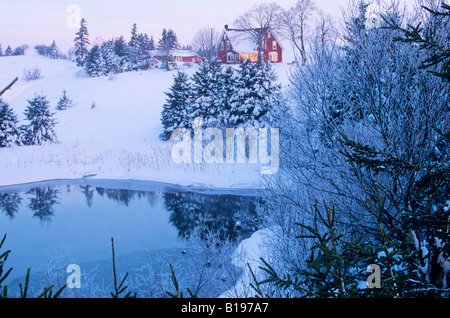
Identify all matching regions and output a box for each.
[23,67,43,81]
[257,0,449,298]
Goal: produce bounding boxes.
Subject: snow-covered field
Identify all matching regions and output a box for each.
[0,54,293,190]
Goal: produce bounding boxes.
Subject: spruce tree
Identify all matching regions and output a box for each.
[85,45,106,77]
[49,40,59,59]
[0,99,21,147]
[190,61,225,127]
[4,46,12,56]
[217,66,236,127]
[21,94,58,146]
[161,72,191,141]
[100,40,120,75]
[74,18,90,67]
[128,23,141,71]
[190,63,212,125]
[158,29,180,69]
[230,61,281,127]
[113,36,130,72]
[56,90,72,111]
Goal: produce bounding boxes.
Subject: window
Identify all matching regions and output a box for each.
[226,41,230,50]
[227,52,234,63]
[269,52,278,62]
[272,41,277,50]
[220,42,224,50]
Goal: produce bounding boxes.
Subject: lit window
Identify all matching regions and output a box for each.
[270,53,278,62]
[272,41,277,50]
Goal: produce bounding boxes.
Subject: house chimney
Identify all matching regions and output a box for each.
[224,25,229,31]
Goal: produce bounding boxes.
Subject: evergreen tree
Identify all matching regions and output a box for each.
[161,72,191,141]
[113,36,130,72]
[85,45,106,77]
[56,90,72,110]
[0,43,3,57]
[74,18,90,67]
[128,23,141,71]
[190,61,223,127]
[4,46,12,56]
[0,99,21,147]
[230,61,281,127]
[100,40,121,75]
[49,40,59,59]
[217,66,236,127]
[21,94,58,146]
[149,35,156,51]
[158,28,180,68]
[190,63,212,125]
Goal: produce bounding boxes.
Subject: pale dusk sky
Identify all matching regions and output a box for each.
[0,0,417,53]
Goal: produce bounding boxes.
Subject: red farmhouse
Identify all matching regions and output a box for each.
[217,26,283,64]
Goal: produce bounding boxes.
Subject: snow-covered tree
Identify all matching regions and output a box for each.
[100,40,121,75]
[0,43,3,57]
[74,18,90,67]
[0,99,21,147]
[85,45,106,77]
[56,90,72,111]
[49,40,60,59]
[190,61,224,127]
[158,28,180,69]
[4,46,12,56]
[229,60,281,128]
[217,66,237,127]
[113,36,130,72]
[160,71,192,141]
[21,94,58,146]
[128,23,141,71]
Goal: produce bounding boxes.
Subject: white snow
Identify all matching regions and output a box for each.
[219,227,279,298]
[0,54,292,190]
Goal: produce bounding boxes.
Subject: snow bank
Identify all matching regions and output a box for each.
[220,227,278,298]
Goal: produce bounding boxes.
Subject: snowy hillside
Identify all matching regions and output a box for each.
[0,54,292,189]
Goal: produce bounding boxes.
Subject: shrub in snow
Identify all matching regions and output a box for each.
[21,94,58,146]
[0,99,21,147]
[23,67,43,81]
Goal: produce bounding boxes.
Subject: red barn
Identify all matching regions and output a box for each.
[217,26,283,64]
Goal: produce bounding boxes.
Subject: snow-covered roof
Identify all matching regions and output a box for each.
[231,37,258,54]
[147,49,200,57]
[171,50,200,57]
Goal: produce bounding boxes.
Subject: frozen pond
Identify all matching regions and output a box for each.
[0,179,263,297]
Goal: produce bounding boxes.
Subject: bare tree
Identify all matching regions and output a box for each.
[279,0,317,64]
[314,10,335,49]
[233,2,283,58]
[191,27,220,62]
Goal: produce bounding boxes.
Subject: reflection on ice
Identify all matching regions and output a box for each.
[0,179,263,298]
